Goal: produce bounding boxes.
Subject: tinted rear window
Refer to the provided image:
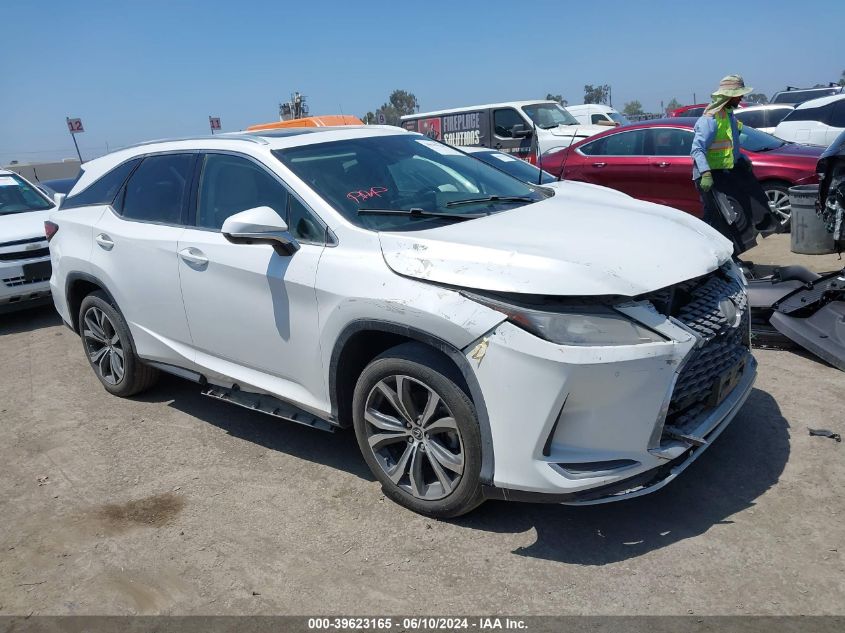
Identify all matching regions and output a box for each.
[64,158,142,209]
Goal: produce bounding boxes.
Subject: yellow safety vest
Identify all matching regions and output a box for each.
[706,110,743,170]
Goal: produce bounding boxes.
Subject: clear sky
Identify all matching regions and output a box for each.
[2,0,843,164]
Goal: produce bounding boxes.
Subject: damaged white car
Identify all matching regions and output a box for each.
[48,126,755,517]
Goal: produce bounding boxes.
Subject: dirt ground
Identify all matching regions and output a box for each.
[0,239,843,616]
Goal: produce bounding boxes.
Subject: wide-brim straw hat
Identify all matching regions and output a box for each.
[712,74,753,99]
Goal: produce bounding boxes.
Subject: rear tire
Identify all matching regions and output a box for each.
[78,291,159,397]
[352,343,484,518]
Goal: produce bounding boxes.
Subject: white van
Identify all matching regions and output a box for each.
[401,100,606,162]
[566,104,630,127]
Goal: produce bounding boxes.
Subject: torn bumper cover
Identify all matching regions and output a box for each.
[748,267,845,371]
[468,265,756,504]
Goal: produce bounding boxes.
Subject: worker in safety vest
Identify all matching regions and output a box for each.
[691,75,777,255]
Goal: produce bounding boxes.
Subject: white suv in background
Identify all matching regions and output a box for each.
[773,94,845,146]
[48,126,755,517]
[0,170,56,312]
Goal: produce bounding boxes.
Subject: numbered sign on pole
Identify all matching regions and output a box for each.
[209,117,221,132]
[376,112,386,125]
[66,118,84,134]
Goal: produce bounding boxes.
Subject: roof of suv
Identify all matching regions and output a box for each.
[69,125,411,196]
[793,94,845,109]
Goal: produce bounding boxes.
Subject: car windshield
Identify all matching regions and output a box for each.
[608,112,630,125]
[273,134,549,231]
[0,174,54,215]
[739,126,787,152]
[471,151,557,184]
[522,103,579,128]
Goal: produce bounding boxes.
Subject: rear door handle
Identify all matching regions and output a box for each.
[592,162,607,168]
[95,233,114,250]
[655,161,670,168]
[178,247,208,266]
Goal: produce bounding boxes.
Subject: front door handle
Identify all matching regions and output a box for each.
[95,233,114,250]
[654,161,670,168]
[592,162,607,168]
[179,247,208,266]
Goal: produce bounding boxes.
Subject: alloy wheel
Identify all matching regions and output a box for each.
[766,188,791,229]
[363,375,464,501]
[82,306,125,385]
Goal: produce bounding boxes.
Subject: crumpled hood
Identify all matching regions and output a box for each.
[0,209,53,244]
[379,181,732,297]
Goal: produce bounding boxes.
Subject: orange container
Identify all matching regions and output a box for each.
[246,115,363,131]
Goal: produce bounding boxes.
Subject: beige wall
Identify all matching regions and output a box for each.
[3,160,81,183]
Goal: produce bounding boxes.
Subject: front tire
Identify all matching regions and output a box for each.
[352,343,484,518]
[78,291,159,397]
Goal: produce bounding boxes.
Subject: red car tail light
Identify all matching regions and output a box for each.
[44,221,59,241]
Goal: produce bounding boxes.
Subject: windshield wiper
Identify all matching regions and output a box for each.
[445,195,535,208]
[357,208,488,220]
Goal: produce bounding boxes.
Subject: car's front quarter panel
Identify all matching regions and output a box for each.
[315,229,506,381]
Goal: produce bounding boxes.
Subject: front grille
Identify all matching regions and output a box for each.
[644,267,750,440]
[0,247,50,261]
[0,236,43,248]
[3,274,51,288]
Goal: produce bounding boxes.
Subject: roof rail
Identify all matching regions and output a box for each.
[123,133,269,151]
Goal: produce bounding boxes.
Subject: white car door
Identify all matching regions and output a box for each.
[89,153,196,364]
[177,152,328,410]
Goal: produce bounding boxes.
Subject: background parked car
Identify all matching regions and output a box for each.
[460,146,557,184]
[734,104,794,134]
[401,100,607,162]
[543,118,823,229]
[0,169,55,312]
[37,177,78,199]
[668,102,748,118]
[566,104,630,127]
[773,94,845,147]
[770,85,844,105]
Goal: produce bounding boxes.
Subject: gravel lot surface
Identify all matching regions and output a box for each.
[1,238,842,615]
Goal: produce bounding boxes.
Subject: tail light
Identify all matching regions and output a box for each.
[44,221,59,241]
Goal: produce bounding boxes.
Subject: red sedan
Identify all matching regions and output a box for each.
[542,118,823,229]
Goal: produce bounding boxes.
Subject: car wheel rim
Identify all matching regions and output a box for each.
[363,375,464,501]
[82,306,125,385]
[766,189,791,227]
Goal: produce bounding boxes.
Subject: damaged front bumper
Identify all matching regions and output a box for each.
[471,266,756,505]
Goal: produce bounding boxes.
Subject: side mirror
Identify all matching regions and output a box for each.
[221,206,299,256]
[511,124,533,138]
[53,193,66,209]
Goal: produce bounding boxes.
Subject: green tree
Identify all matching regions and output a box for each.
[665,98,682,113]
[370,89,418,126]
[746,93,769,105]
[545,93,568,106]
[839,70,845,87]
[584,84,610,104]
[623,100,644,116]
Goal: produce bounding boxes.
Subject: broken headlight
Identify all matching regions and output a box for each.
[464,293,667,346]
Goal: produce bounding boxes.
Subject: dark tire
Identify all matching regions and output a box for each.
[352,343,484,518]
[762,182,791,232]
[78,291,159,397]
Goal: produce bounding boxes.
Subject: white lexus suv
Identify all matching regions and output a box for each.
[48,126,755,517]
